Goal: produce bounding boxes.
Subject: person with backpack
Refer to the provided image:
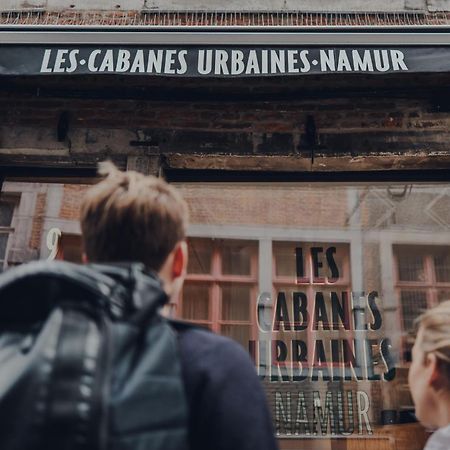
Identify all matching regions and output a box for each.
[0,162,279,450]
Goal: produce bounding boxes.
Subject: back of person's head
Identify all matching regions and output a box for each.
[417,300,450,383]
[409,300,450,429]
[80,162,188,272]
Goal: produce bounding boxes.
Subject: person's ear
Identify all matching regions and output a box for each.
[82,252,88,264]
[426,353,443,389]
[172,241,188,278]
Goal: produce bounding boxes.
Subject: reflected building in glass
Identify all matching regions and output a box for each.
[2,179,449,449]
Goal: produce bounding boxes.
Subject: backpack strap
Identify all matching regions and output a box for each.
[43,306,110,450]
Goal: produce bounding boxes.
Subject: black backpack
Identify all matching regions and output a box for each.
[0,260,189,450]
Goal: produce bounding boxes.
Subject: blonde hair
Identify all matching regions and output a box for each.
[417,300,450,380]
[80,161,188,271]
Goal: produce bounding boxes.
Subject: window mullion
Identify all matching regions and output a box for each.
[211,283,221,334]
[425,254,437,308]
[211,246,222,333]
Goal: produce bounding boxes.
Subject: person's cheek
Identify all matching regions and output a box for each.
[408,360,418,398]
[411,372,431,426]
[409,361,424,416]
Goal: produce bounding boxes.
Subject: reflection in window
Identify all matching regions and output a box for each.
[273,242,350,284]
[400,290,427,333]
[435,253,450,282]
[0,201,14,227]
[438,290,450,304]
[182,283,210,322]
[0,199,16,271]
[181,238,257,349]
[274,244,297,278]
[395,246,450,363]
[0,182,89,266]
[221,240,252,276]
[222,284,251,321]
[397,254,426,282]
[3,178,450,446]
[187,238,212,274]
[272,242,351,361]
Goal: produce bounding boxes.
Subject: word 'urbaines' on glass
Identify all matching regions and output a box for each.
[253,290,394,383]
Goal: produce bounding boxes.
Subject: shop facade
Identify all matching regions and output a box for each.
[1,2,450,449]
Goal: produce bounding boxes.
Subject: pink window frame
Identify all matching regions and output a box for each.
[394,245,450,361]
[179,238,259,343]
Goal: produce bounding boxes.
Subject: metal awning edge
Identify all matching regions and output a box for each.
[2,29,450,45]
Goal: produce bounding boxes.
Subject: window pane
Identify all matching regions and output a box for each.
[400,290,427,333]
[182,283,210,321]
[221,240,253,276]
[274,243,297,278]
[187,238,212,274]
[221,324,250,349]
[0,234,9,260]
[221,284,251,321]
[397,254,426,282]
[0,202,14,227]
[438,290,450,304]
[435,252,450,282]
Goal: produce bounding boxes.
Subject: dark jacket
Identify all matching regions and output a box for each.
[172,320,279,450]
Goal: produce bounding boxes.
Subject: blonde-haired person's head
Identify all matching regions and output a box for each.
[409,300,450,430]
[80,161,189,297]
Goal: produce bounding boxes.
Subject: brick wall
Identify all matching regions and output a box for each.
[180,185,347,227]
[0,73,449,171]
[59,184,88,221]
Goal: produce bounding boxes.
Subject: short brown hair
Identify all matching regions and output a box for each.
[80,161,188,271]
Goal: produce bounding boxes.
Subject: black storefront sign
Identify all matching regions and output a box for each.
[1,45,450,76]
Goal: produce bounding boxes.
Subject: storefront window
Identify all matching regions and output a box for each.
[2,179,450,449]
[176,182,449,450]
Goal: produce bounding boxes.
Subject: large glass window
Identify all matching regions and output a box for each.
[3,178,449,450]
[175,182,446,450]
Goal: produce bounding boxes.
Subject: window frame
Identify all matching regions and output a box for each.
[0,196,18,270]
[394,245,450,362]
[180,238,259,346]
